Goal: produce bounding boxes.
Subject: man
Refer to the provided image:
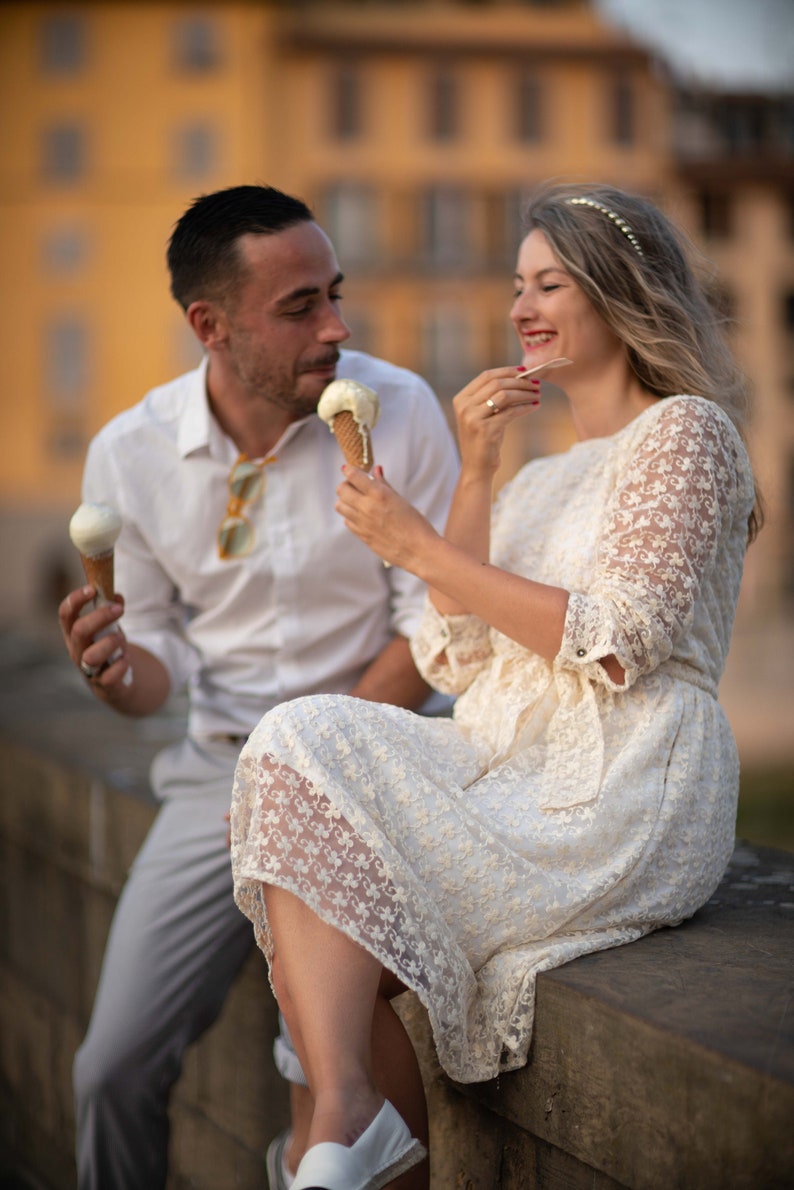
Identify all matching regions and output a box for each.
[58,184,459,1190]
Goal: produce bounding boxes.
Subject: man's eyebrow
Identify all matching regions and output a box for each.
[274,272,345,309]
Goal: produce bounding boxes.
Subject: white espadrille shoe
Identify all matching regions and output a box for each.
[291,1100,426,1190]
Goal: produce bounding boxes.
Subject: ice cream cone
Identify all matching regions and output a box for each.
[332,409,374,471]
[80,550,114,603]
[69,503,122,604]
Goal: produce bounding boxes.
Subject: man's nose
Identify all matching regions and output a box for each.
[319,305,351,343]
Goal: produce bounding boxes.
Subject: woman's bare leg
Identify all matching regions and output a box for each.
[372,993,429,1190]
[264,883,429,1188]
[285,1083,313,1177]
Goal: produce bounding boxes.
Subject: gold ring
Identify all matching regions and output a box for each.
[485,398,499,414]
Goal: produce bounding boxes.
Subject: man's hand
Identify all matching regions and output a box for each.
[58,585,172,715]
[59,584,131,690]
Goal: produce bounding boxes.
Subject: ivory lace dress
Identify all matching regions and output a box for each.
[231,395,755,1084]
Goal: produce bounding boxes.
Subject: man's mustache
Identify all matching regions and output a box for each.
[302,352,340,373]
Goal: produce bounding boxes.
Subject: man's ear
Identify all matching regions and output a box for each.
[186,300,227,349]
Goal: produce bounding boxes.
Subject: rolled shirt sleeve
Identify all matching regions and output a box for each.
[82,435,205,696]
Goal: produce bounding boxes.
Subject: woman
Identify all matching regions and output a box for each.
[230,183,759,1190]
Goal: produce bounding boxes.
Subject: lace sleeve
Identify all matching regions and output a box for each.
[559,398,750,690]
[410,598,492,695]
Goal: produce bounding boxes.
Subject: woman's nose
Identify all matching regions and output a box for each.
[511,292,537,322]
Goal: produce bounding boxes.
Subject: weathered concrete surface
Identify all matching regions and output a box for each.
[0,735,289,1190]
[0,634,289,1189]
[395,843,794,1189]
[0,630,186,802]
[1,632,793,1188]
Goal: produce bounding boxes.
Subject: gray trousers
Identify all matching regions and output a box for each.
[73,736,257,1190]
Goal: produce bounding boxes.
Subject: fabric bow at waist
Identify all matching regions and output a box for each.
[496,657,717,812]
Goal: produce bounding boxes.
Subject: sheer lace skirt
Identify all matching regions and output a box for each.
[231,691,734,1082]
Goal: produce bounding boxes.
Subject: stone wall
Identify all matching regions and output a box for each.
[0,737,291,1189]
[1,641,793,1188]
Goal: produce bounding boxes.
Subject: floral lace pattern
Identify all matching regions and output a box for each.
[232,396,755,1083]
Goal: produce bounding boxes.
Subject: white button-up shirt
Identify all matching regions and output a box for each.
[83,350,459,738]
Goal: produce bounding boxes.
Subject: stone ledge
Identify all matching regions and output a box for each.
[2,634,793,1188]
[399,844,794,1189]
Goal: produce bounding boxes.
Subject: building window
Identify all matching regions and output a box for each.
[484,187,531,267]
[331,63,361,140]
[609,73,634,146]
[515,71,543,143]
[42,226,89,274]
[420,186,469,269]
[697,189,733,239]
[428,66,458,142]
[322,183,378,268]
[173,17,220,72]
[41,123,86,182]
[40,14,86,75]
[46,318,87,408]
[420,306,472,399]
[45,317,88,454]
[173,123,217,179]
[714,99,768,154]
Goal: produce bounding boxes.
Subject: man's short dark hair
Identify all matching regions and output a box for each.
[167,184,314,310]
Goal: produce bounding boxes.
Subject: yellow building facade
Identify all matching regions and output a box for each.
[0,0,790,628]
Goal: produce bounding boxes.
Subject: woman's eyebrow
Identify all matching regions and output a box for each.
[513,266,567,282]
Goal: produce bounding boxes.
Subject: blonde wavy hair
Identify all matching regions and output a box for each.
[522,182,762,539]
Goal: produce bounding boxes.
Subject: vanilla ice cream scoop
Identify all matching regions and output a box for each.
[318,379,380,471]
[69,502,122,605]
[318,378,380,429]
[69,502,122,558]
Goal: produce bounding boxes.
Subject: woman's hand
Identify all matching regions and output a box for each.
[336,465,439,574]
[453,366,541,477]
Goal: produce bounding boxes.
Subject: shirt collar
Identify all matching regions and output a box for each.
[177,355,214,459]
[176,353,318,461]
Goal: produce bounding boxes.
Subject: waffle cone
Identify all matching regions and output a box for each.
[80,550,115,603]
[332,410,374,471]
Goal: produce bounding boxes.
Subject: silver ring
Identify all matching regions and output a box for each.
[80,660,100,679]
[485,398,499,414]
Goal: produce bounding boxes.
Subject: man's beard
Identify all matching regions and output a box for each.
[232,347,340,417]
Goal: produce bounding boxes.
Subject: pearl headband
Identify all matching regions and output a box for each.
[566,196,644,257]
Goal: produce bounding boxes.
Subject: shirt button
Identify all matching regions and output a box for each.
[576,648,586,657]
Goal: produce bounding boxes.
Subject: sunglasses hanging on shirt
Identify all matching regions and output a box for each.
[217,453,277,560]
